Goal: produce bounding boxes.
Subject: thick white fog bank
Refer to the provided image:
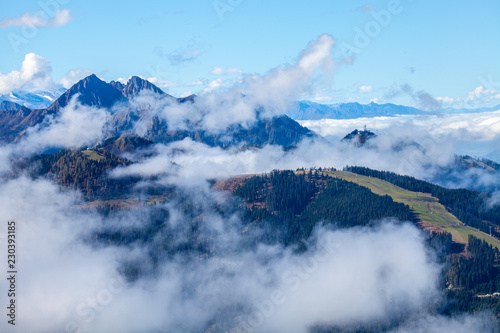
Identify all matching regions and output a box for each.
[110,133,454,189]
[300,111,500,161]
[0,175,442,332]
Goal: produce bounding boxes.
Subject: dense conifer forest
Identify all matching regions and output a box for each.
[27,148,137,199]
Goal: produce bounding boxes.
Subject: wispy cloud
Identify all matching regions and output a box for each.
[386,84,442,111]
[211,66,242,75]
[0,9,72,28]
[145,77,179,91]
[60,69,93,88]
[156,45,202,66]
[359,85,373,93]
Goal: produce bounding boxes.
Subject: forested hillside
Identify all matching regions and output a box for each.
[234,170,417,246]
[231,169,500,324]
[345,166,500,238]
[26,148,138,199]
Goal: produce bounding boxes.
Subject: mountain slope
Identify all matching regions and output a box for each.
[0,100,23,111]
[45,74,124,113]
[345,166,500,239]
[330,170,500,248]
[130,113,315,148]
[121,76,166,99]
[220,169,417,245]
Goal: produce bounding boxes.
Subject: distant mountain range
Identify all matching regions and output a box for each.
[287,100,500,120]
[3,85,499,122]
[0,88,67,109]
[287,101,427,120]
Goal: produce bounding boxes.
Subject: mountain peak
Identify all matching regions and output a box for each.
[77,74,105,86]
[87,73,99,80]
[342,128,377,146]
[45,74,123,112]
[122,76,165,99]
[179,94,196,103]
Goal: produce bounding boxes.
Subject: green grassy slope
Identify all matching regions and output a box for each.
[324,170,500,249]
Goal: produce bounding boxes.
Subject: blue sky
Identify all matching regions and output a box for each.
[0,0,499,108]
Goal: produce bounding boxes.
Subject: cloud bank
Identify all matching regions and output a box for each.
[0,171,444,332]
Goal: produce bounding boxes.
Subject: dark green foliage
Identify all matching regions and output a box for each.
[301,177,417,228]
[442,289,500,317]
[435,235,500,320]
[345,166,500,237]
[447,235,500,294]
[31,148,137,200]
[426,230,453,258]
[236,170,417,246]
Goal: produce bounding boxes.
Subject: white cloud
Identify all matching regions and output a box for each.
[211,67,224,75]
[211,66,242,75]
[0,95,108,177]
[202,78,223,93]
[487,191,500,209]
[60,69,93,88]
[0,53,60,94]
[436,86,500,109]
[180,90,194,98]
[20,95,108,151]
[185,79,204,86]
[258,223,439,332]
[0,9,72,28]
[146,77,178,91]
[436,96,455,104]
[144,77,204,94]
[200,34,337,128]
[106,108,500,189]
[467,86,500,105]
[311,95,333,102]
[48,9,72,27]
[359,85,373,93]
[115,77,129,84]
[300,111,500,143]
